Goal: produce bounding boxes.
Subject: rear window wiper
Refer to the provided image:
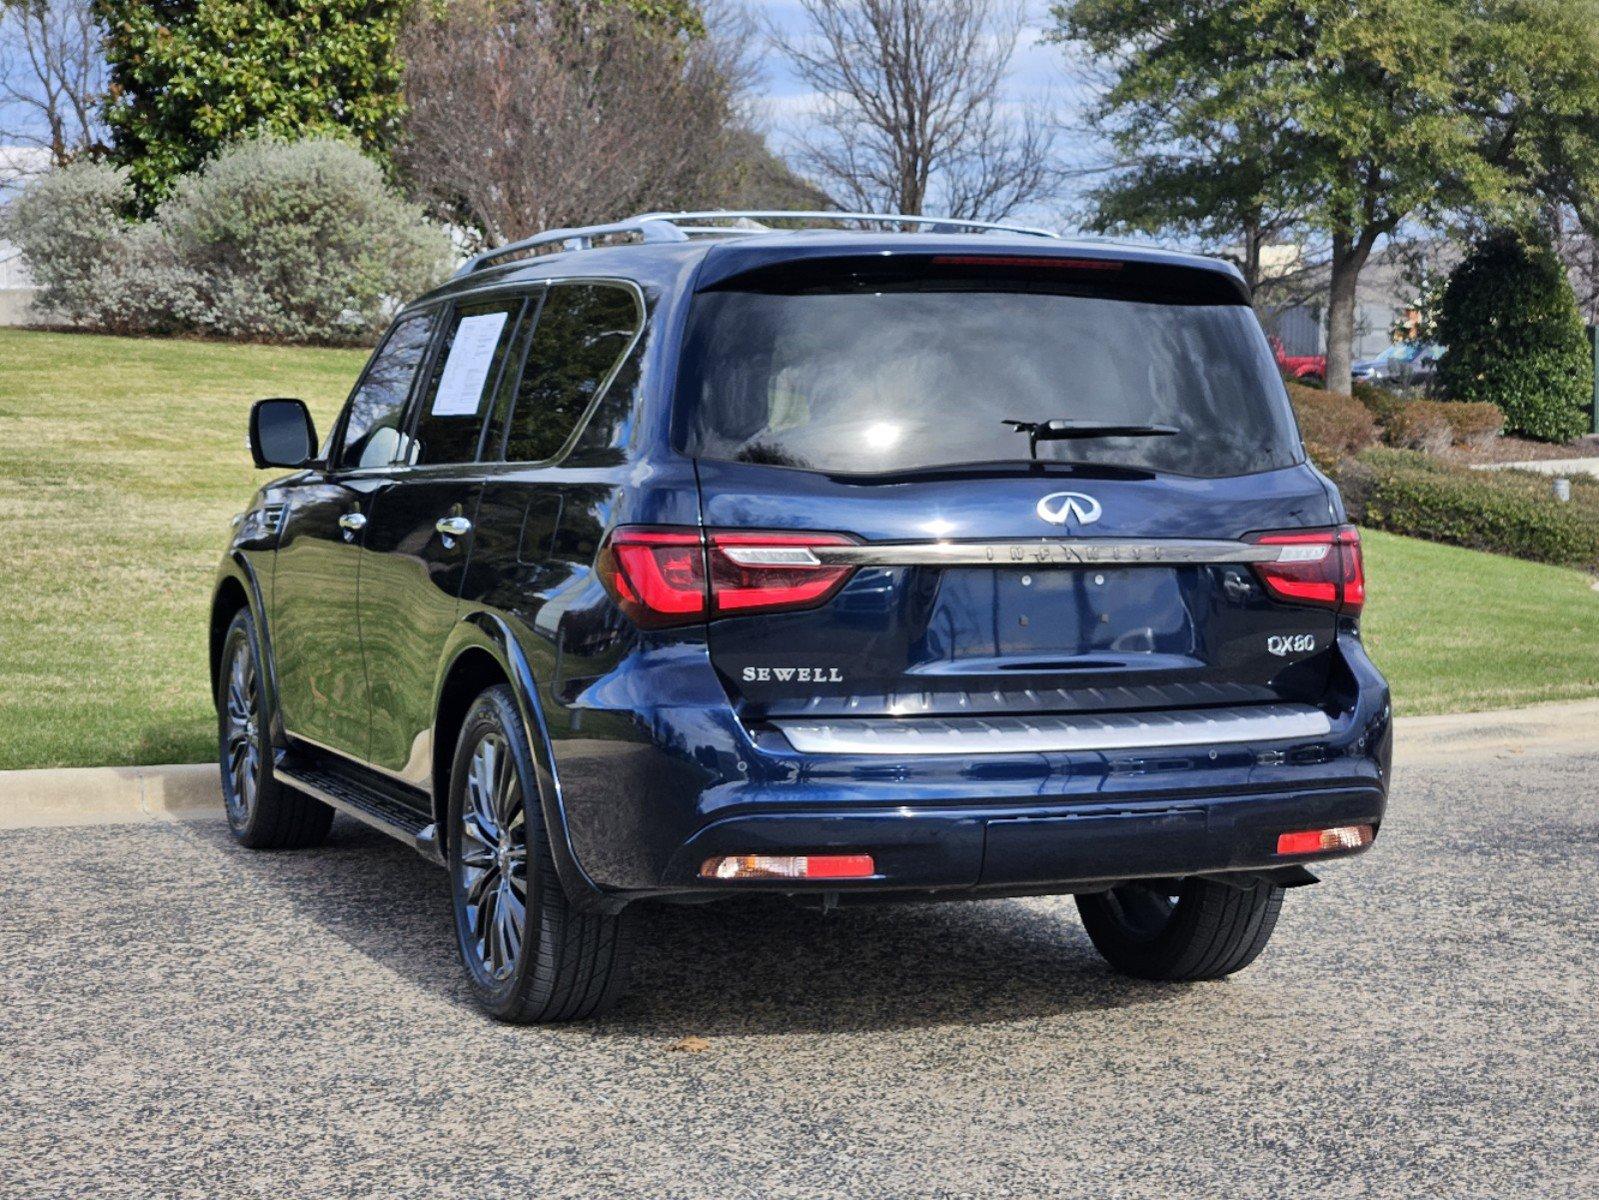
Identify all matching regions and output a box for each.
[1003,418,1178,460]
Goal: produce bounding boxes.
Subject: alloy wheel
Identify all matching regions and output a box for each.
[223,643,261,825]
[456,733,529,982]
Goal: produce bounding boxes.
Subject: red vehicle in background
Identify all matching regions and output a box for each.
[1270,335,1325,383]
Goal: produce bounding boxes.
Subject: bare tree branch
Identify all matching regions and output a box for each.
[768,0,1057,220]
[0,0,106,179]
[397,0,797,247]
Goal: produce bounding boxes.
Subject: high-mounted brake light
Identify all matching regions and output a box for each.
[596,527,857,628]
[699,854,876,881]
[1251,525,1365,614]
[930,254,1124,272]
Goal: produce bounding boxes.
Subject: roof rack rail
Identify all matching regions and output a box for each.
[454,209,1059,276]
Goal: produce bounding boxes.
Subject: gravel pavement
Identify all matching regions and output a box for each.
[2,747,1595,1199]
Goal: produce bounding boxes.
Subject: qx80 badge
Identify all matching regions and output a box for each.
[1036,491,1103,528]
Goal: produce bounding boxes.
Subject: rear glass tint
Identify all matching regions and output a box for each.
[678,269,1302,478]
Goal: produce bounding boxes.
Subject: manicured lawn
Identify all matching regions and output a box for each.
[1,326,1596,768]
[0,329,364,770]
[1360,528,1599,714]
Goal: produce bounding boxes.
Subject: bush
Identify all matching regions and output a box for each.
[0,162,141,332]
[2,137,451,344]
[1286,383,1379,468]
[1337,448,1599,569]
[1435,230,1592,442]
[1438,401,1504,449]
[1352,381,1405,425]
[1382,399,1454,455]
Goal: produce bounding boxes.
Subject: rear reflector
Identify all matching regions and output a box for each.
[699,854,876,881]
[1276,825,1374,856]
[596,526,858,628]
[1251,525,1365,614]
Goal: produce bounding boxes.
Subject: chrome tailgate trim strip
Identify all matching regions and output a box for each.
[773,704,1333,756]
[808,539,1283,568]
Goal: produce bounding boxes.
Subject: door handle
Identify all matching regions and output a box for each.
[338,511,367,532]
[436,516,473,538]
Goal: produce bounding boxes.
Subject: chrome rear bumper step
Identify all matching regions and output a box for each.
[772,704,1332,756]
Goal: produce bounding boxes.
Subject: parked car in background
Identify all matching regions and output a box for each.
[1270,335,1326,383]
[212,210,1391,1022]
[1352,341,1444,392]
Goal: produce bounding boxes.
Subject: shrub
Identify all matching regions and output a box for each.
[153,137,451,342]
[1286,383,1379,468]
[0,162,141,332]
[1438,401,1504,449]
[1338,447,1599,569]
[1352,381,1405,426]
[2,138,451,343]
[1435,230,1591,442]
[1382,399,1454,455]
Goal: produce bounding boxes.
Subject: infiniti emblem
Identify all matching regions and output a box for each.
[1036,491,1103,527]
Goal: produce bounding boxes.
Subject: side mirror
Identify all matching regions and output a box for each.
[249,398,318,469]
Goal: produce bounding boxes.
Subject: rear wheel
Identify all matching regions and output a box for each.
[216,607,333,849]
[1076,877,1283,981]
[448,685,634,1022]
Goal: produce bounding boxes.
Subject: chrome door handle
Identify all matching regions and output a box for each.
[435,516,473,538]
[338,512,367,532]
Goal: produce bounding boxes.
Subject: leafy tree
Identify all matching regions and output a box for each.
[94,0,409,208]
[1052,0,1599,394]
[1435,231,1592,443]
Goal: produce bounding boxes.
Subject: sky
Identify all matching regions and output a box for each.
[745,0,1099,226]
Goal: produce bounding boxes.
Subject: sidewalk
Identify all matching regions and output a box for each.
[2,699,1597,830]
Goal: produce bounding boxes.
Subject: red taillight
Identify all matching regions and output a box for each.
[596,527,857,628]
[707,531,855,615]
[596,528,707,628]
[1251,525,1365,614]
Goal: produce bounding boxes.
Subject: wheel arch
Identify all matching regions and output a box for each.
[432,615,622,915]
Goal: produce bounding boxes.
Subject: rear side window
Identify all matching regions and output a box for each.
[502,283,640,463]
[338,310,438,470]
[678,269,1301,478]
[408,296,524,465]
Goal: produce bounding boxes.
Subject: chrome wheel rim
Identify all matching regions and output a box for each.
[457,733,528,982]
[223,643,261,825]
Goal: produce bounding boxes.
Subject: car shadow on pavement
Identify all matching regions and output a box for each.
[201,817,1178,1035]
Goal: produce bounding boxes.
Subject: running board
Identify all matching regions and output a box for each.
[772,704,1333,756]
[275,752,445,866]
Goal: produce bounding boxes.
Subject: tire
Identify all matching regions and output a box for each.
[447,684,633,1023]
[1075,877,1284,982]
[216,607,333,849]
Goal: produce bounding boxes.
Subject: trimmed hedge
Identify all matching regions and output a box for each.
[1337,448,1599,569]
[1286,383,1379,468]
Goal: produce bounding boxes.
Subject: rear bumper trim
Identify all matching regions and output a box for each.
[772,704,1333,756]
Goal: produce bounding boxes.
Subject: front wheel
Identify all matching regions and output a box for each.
[1076,877,1283,981]
[448,685,634,1022]
[216,607,332,849]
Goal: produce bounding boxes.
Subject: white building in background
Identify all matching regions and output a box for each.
[0,146,51,325]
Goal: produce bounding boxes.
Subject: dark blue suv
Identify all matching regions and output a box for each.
[213,211,1390,1022]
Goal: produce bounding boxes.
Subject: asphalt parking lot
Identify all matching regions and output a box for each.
[3,743,1596,1199]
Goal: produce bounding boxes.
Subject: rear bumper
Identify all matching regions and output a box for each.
[544,630,1391,902]
[665,784,1385,898]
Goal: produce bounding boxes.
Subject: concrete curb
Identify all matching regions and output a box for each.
[1,699,1596,830]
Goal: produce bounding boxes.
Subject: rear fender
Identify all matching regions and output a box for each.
[433,615,623,914]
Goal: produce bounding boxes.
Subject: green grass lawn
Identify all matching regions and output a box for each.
[2,327,1597,770]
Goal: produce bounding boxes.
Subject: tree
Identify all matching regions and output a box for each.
[1052,0,1599,394]
[0,0,106,173]
[1435,231,1591,442]
[769,0,1056,220]
[398,0,792,246]
[94,0,408,208]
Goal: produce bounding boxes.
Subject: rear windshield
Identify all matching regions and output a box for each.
[677,271,1301,478]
